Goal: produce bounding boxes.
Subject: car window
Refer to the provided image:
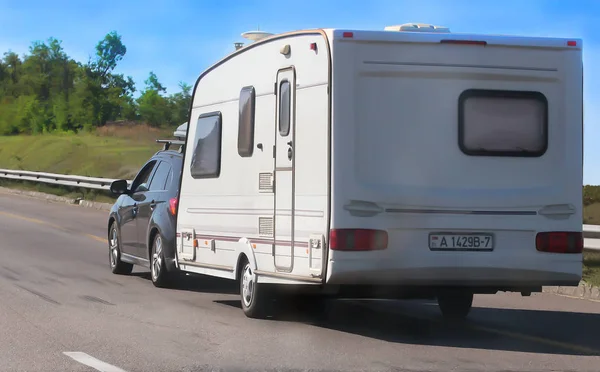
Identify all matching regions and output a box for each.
[164,168,173,190]
[131,160,157,193]
[149,161,172,191]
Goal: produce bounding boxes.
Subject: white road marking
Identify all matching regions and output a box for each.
[63,352,128,372]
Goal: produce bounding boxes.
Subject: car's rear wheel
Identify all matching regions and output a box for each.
[150,233,176,288]
[109,222,133,275]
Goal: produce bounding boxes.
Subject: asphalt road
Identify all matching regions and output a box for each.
[1,190,600,372]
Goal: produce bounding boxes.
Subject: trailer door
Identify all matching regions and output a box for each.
[274,67,296,272]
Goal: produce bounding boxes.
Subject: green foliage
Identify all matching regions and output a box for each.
[583,185,600,206]
[583,251,600,287]
[0,130,168,179]
[0,31,191,135]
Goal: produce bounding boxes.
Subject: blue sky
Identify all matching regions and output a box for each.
[0,0,598,183]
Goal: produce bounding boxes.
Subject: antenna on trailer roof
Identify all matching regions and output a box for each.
[233,28,273,51]
[233,28,274,51]
[241,30,274,43]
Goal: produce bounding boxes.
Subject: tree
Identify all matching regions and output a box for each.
[137,71,170,127]
[0,31,191,135]
[169,81,192,125]
[93,31,127,79]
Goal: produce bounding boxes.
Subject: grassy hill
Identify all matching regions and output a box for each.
[0,123,174,202]
[0,123,172,180]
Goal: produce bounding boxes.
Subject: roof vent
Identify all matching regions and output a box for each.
[385,23,450,33]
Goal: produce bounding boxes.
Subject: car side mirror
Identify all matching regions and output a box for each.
[110,179,129,196]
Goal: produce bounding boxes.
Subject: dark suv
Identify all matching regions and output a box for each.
[107,140,183,288]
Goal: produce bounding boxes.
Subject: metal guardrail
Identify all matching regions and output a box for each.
[0,168,131,191]
[0,167,598,252]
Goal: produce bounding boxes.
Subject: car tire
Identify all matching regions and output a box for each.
[109,221,133,275]
[150,232,176,288]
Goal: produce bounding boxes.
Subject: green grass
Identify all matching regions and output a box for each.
[0,125,172,180]
[583,251,600,287]
[583,203,600,225]
[0,123,175,202]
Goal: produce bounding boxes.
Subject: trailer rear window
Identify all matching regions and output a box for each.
[190,112,222,179]
[458,89,548,157]
[238,86,256,157]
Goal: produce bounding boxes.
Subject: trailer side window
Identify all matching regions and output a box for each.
[459,89,548,157]
[190,112,222,179]
[279,80,291,136]
[238,86,256,157]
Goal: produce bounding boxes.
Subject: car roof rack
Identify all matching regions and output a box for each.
[156,139,185,152]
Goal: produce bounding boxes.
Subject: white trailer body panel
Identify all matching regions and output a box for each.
[326,30,583,287]
[176,32,331,284]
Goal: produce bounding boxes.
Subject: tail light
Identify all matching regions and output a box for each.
[535,232,583,254]
[329,229,388,251]
[169,197,178,216]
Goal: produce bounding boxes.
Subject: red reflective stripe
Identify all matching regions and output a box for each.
[173,232,309,247]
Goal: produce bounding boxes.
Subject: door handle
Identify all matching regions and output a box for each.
[132,203,138,217]
[287,141,293,147]
[150,200,157,210]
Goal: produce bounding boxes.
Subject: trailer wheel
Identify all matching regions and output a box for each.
[109,222,133,275]
[240,259,270,319]
[437,291,473,320]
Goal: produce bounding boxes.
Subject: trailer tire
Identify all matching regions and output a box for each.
[239,258,270,319]
[437,291,473,320]
[108,222,133,275]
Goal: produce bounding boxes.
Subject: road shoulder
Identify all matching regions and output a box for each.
[543,282,600,301]
[0,185,112,211]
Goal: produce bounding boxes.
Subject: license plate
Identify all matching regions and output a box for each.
[429,233,493,251]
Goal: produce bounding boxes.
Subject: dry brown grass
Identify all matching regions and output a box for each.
[95,121,175,142]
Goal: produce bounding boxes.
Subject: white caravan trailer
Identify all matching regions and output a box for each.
[175,24,584,319]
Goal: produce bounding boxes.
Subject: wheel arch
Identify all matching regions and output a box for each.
[148,226,161,260]
[234,239,258,282]
[107,214,118,239]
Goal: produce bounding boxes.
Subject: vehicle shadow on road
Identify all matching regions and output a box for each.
[320,300,600,356]
[217,296,600,356]
[133,270,600,357]
[131,271,239,295]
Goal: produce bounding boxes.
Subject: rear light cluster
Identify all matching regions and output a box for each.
[535,231,583,254]
[329,229,388,251]
[169,197,178,216]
